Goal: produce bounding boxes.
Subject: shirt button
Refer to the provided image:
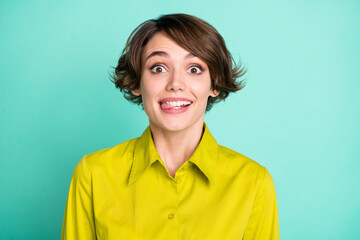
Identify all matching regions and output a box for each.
[175,178,182,184]
[168,213,174,219]
[182,165,189,170]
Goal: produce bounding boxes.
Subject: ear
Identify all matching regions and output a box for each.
[131,88,141,96]
[210,89,219,98]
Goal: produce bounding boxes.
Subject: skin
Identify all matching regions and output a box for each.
[132,31,218,177]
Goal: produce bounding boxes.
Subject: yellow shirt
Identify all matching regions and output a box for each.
[62,123,279,240]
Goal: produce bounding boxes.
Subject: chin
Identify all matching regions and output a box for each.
[152,115,204,133]
[159,121,190,132]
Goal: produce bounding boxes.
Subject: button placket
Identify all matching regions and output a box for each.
[182,164,189,170]
[174,171,184,184]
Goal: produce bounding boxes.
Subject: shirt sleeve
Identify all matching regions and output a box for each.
[243,167,280,240]
[61,155,96,240]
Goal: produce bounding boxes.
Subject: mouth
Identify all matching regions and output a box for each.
[158,98,193,114]
[159,100,193,110]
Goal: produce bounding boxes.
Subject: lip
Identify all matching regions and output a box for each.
[159,97,193,103]
[159,97,193,114]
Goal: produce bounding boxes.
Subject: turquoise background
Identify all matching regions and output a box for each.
[1,0,359,239]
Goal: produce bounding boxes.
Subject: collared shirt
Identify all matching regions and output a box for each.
[62,123,279,240]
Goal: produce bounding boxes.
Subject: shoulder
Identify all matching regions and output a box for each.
[78,137,139,171]
[216,144,270,186]
[217,144,264,173]
[215,144,277,197]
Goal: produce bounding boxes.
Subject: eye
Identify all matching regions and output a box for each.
[187,65,203,75]
[150,65,167,73]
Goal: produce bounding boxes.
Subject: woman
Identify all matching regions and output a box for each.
[62,14,279,239]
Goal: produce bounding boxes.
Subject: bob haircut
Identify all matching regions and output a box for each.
[112,13,246,111]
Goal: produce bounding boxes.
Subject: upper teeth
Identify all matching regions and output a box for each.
[165,101,192,107]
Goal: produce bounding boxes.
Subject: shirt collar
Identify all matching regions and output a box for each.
[128,122,218,185]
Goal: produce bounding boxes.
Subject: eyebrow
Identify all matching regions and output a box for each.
[145,51,196,61]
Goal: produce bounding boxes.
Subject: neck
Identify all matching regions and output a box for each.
[149,120,204,177]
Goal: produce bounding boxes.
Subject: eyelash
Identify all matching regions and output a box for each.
[188,65,203,75]
[150,65,166,74]
[149,64,203,75]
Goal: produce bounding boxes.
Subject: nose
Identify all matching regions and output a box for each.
[166,69,186,92]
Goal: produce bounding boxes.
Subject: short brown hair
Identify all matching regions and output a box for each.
[111,13,246,111]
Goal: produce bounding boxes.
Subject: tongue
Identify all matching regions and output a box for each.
[161,102,186,110]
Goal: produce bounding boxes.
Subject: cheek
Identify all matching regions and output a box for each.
[192,81,212,99]
[140,78,161,106]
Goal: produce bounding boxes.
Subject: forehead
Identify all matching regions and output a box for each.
[142,32,190,59]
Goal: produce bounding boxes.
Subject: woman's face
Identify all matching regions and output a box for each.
[132,32,218,133]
